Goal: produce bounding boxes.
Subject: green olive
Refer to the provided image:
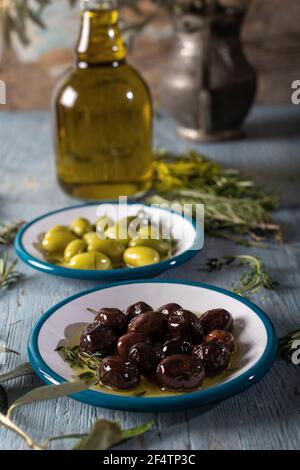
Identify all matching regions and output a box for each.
[96,216,113,237]
[137,225,164,240]
[85,233,125,263]
[47,225,71,234]
[70,217,93,237]
[123,246,160,268]
[129,237,170,257]
[105,216,140,244]
[69,251,112,270]
[64,239,87,262]
[42,231,76,254]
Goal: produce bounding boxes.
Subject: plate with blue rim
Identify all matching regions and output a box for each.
[15,202,202,281]
[28,279,278,412]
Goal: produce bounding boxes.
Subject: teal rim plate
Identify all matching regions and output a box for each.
[28,280,278,412]
[15,202,202,281]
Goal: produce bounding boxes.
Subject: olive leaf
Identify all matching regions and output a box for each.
[0,362,34,384]
[121,420,154,441]
[75,420,123,450]
[7,379,93,419]
[75,419,154,450]
[0,385,8,414]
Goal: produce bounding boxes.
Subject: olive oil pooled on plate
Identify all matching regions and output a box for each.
[53,0,153,200]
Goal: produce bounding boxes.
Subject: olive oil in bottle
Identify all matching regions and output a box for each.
[53,0,153,200]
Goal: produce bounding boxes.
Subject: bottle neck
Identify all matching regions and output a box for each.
[76,0,126,67]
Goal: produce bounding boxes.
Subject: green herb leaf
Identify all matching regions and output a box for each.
[0,362,33,384]
[7,379,93,419]
[0,254,22,291]
[206,255,278,296]
[0,385,8,414]
[57,345,102,371]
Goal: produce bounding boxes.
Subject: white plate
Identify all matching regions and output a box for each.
[28,280,278,411]
[16,203,202,280]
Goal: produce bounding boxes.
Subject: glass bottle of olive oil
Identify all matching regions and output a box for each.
[53,0,153,200]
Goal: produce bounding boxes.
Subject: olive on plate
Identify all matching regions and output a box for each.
[150,342,165,362]
[206,329,236,352]
[156,355,205,392]
[80,322,115,356]
[201,308,233,334]
[94,308,127,336]
[117,332,151,357]
[128,343,159,378]
[125,301,153,321]
[99,356,140,390]
[128,311,166,338]
[168,309,203,344]
[158,303,182,318]
[162,338,193,357]
[193,342,230,375]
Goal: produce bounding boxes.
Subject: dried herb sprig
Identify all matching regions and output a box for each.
[0,254,22,291]
[279,330,300,365]
[206,255,278,296]
[149,150,282,244]
[56,345,102,372]
[0,221,24,245]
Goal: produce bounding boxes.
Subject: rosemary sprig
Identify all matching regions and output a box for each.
[56,345,102,371]
[148,150,282,244]
[206,255,278,296]
[279,330,300,365]
[0,221,24,245]
[0,254,22,291]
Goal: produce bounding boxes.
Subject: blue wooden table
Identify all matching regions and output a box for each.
[0,106,300,450]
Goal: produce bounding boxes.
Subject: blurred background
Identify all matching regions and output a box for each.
[1,0,300,110]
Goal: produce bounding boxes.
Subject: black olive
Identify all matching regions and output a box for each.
[168,310,203,344]
[117,332,151,357]
[158,303,182,318]
[206,329,236,352]
[152,342,165,362]
[80,322,115,356]
[156,355,205,392]
[162,338,193,356]
[128,311,165,338]
[94,308,127,335]
[99,356,140,390]
[128,343,159,378]
[193,342,230,375]
[201,309,233,334]
[126,301,153,321]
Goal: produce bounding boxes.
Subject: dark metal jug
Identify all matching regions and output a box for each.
[161,3,256,141]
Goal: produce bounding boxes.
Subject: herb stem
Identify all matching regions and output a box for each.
[0,412,44,450]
